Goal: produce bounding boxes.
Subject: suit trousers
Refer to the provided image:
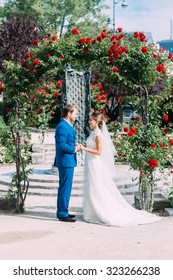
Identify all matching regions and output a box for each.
[57,167,74,218]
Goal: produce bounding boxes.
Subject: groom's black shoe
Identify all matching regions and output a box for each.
[68,214,75,218]
[58,216,76,222]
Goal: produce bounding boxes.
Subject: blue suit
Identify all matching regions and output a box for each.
[55,119,77,218]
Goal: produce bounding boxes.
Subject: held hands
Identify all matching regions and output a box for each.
[80,144,86,151]
[76,143,86,152]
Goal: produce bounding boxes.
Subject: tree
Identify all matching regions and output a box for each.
[0,14,42,72]
[0,0,107,35]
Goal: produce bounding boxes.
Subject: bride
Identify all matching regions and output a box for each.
[80,112,161,227]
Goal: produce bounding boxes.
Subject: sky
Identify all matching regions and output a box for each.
[102,0,173,43]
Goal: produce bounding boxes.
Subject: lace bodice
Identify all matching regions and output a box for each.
[86,129,102,149]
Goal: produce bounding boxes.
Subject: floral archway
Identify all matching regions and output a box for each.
[1,27,173,212]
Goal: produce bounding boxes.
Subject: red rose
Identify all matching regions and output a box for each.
[127,131,135,137]
[55,91,59,98]
[156,64,165,72]
[29,67,35,72]
[97,35,102,42]
[21,60,27,67]
[113,53,119,59]
[163,129,169,135]
[99,83,103,90]
[135,116,140,121]
[141,47,148,54]
[140,35,146,42]
[124,127,128,132]
[118,34,125,40]
[86,37,91,44]
[169,139,173,145]
[57,80,62,87]
[117,48,123,55]
[83,47,89,53]
[112,67,118,73]
[134,32,139,38]
[140,33,146,42]
[153,53,159,59]
[151,143,156,148]
[118,153,123,157]
[52,35,57,41]
[0,82,4,92]
[72,28,79,35]
[91,39,96,45]
[117,27,123,32]
[163,114,168,122]
[160,143,164,148]
[47,53,51,58]
[33,59,40,65]
[34,39,39,45]
[148,158,158,168]
[130,127,136,134]
[5,107,10,112]
[108,49,113,54]
[101,32,107,39]
[59,55,64,59]
[79,38,86,44]
[121,46,127,53]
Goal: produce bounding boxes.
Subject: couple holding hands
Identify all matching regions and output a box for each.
[55,104,161,226]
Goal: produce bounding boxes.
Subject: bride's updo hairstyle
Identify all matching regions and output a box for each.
[90,112,103,130]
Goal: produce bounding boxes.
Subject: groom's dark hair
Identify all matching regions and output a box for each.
[62,104,76,118]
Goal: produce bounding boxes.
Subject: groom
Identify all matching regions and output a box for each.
[55,104,81,222]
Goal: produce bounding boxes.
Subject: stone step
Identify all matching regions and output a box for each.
[44,153,55,157]
[0,183,138,197]
[0,178,137,189]
[44,154,55,159]
[44,147,55,152]
[0,171,138,184]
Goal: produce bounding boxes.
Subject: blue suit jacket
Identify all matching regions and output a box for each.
[54,119,77,168]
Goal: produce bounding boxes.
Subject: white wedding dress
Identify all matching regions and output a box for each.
[83,128,161,227]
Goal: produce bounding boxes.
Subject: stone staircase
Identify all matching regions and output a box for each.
[31,144,55,165]
[0,165,139,217]
[30,130,55,164]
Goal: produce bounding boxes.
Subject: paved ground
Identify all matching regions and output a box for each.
[0,163,173,260]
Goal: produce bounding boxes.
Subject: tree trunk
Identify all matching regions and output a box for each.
[11,102,24,213]
[59,15,66,38]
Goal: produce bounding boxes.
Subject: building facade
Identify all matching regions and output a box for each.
[157,39,173,55]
